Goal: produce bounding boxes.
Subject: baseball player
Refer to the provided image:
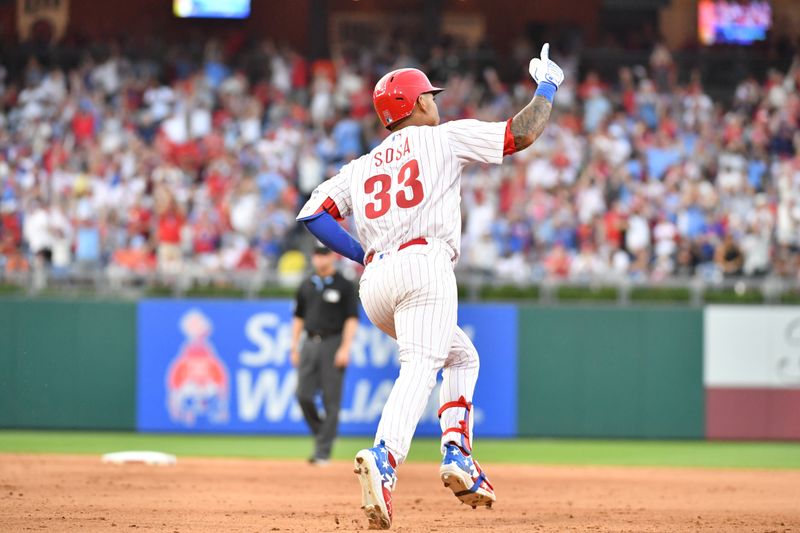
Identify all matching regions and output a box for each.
[297,44,564,529]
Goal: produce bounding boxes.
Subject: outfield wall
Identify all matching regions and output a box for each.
[517,307,704,439]
[0,299,137,430]
[1,298,797,440]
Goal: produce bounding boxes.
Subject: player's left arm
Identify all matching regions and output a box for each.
[509,43,564,153]
[297,168,366,265]
[302,210,365,265]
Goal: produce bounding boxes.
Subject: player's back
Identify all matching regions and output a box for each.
[300,118,509,263]
[347,125,460,258]
[344,119,508,261]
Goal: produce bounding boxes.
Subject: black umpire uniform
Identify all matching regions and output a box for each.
[292,245,359,463]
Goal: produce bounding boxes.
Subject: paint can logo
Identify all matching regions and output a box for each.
[165,309,230,426]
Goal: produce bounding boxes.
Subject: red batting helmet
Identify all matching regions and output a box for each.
[372,68,443,129]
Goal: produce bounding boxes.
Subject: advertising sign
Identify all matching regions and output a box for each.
[137,300,516,437]
[705,306,800,388]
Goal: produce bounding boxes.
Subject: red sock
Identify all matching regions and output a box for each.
[387,451,397,469]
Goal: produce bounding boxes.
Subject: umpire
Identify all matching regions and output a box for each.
[291,244,359,465]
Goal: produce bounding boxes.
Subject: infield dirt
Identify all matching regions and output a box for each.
[1,454,798,532]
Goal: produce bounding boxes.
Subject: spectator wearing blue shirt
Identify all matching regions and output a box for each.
[331,109,363,162]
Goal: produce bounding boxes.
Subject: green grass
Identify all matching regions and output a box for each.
[556,286,619,302]
[184,285,247,298]
[1,431,799,469]
[0,283,23,295]
[143,284,176,297]
[256,286,297,298]
[630,286,691,303]
[780,291,800,305]
[703,288,764,304]
[479,285,540,300]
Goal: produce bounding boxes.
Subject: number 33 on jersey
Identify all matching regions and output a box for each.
[297,118,515,262]
[365,158,422,219]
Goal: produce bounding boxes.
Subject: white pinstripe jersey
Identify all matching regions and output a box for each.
[300,119,509,262]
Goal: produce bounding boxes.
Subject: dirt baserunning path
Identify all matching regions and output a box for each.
[0,454,798,532]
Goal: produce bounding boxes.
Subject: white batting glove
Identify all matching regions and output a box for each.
[529,43,564,88]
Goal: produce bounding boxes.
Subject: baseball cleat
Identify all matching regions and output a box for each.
[354,440,397,530]
[440,443,496,509]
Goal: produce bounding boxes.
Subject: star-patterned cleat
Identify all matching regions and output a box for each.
[439,443,496,509]
[354,440,397,530]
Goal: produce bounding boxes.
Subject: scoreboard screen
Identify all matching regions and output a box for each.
[699,0,771,45]
[173,0,251,19]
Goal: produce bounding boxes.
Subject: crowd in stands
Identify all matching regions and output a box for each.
[0,35,799,285]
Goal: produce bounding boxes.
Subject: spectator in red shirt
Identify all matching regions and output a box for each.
[544,243,571,279]
[603,202,627,249]
[290,50,309,90]
[156,199,185,274]
[1,205,22,246]
[71,107,95,144]
[192,210,221,255]
[128,199,152,240]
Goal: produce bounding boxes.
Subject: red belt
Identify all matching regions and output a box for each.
[364,237,428,266]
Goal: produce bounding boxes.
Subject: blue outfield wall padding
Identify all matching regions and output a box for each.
[136,299,517,437]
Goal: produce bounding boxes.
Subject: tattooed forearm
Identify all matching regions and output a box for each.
[510,95,552,152]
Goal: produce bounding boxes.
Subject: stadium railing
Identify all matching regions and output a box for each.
[2,266,799,305]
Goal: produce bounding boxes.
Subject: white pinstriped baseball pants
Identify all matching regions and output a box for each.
[359,240,479,464]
